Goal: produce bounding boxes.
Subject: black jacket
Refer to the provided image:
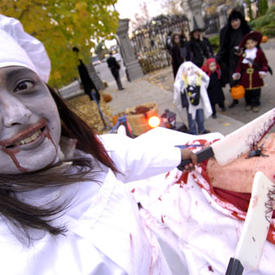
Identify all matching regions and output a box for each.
[107,56,120,78]
[207,72,225,104]
[77,59,100,101]
[186,39,209,68]
[216,12,251,86]
[171,45,184,78]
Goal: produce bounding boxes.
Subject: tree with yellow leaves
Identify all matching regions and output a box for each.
[0,0,119,87]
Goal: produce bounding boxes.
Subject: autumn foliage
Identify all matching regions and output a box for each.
[0,0,119,88]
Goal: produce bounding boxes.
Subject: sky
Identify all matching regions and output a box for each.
[105,0,164,49]
[115,0,164,21]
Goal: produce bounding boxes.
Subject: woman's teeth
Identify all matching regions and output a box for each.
[16,129,42,146]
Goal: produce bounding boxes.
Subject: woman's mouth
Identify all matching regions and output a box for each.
[6,127,45,148]
[0,119,47,150]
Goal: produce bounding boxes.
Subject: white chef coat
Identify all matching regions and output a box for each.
[0,132,182,275]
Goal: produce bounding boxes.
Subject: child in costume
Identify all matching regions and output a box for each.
[203,58,226,118]
[173,61,212,135]
[233,31,268,113]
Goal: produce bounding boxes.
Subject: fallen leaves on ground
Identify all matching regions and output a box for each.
[66,94,113,134]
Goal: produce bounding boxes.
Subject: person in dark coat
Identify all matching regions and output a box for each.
[216,9,251,108]
[186,28,209,68]
[72,47,100,102]
[201,34,214,58]
[170,33,188,79]
[107,52,124,90]
[233,31,268,113]
[203,58,226,118]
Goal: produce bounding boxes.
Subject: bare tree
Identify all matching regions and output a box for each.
[131,1,151,31]
[204,0,237,16]
[161,0,183,15]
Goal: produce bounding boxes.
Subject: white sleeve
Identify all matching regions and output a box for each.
[99,133,181,183]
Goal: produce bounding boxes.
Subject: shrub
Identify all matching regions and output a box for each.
[250,5,275,37]
[209,34,220,53]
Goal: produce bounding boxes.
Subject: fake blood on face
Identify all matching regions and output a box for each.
[1,126,57,172]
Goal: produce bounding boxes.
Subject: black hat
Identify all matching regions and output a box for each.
[190,17,206,34]
[239,31,263,49]
[190,28,202,34]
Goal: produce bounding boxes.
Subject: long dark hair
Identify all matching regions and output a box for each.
[171,33,181,46]
[228,9,251,33]
[223,9,251,47]
[0,86,118,243]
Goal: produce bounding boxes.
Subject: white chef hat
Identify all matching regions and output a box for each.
[0,14,51,82]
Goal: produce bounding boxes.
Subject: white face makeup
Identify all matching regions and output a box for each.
[0,66,61,174]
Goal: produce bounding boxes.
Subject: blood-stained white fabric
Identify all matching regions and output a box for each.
[126,128,275,275]
[0,130,183,275]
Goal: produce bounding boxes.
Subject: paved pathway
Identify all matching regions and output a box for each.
[105,40,275,136]
[106,75,244,136]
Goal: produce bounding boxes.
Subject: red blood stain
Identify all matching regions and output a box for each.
[161,215,165,224]
[131,188,135,193]
[165,171,170,178]
[176,172,189,184]
[158,197,162,201]
[1,127,57,172]
[267,223,275,244]
[231,211,245,221]
[208,265,214,272]
[2,147,27,172]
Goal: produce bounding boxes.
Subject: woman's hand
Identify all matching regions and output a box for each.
[180,149,197,172]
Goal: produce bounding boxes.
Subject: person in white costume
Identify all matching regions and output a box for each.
[173,61,212,134]
[0,14,198,275]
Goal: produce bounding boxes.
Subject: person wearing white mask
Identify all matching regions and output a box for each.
[173,61,212,135]
[0,14,197,275]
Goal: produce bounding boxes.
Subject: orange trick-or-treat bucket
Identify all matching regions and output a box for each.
[231,85,245,100]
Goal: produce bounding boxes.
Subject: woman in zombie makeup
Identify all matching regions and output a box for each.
[0,14,199,275]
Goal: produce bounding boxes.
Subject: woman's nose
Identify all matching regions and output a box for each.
[0,94,32,127]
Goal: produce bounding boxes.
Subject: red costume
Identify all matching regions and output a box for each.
[235,48,268,90]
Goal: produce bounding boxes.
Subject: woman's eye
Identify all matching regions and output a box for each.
[14,80,34,92]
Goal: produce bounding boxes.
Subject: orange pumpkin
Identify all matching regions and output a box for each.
[103,93,112,103]
[231,85,245,99]
[261,35,268,43]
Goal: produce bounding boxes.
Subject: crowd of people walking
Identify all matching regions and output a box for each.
[168,8,271,135]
